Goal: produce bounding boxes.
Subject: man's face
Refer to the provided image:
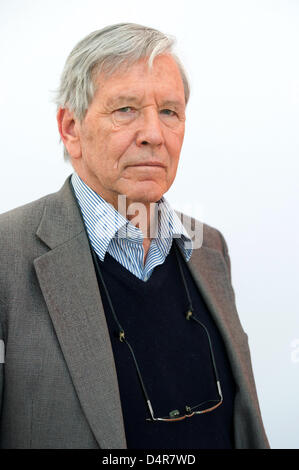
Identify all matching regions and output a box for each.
[71,54,186,207]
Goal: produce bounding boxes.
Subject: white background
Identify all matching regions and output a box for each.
[0,0,298,449]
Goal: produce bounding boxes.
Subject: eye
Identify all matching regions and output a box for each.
[113,106,138,125]
[160,109,177,117]
[117,106,135,113]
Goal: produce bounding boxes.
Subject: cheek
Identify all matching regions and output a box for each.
[166,131,184,161]
[94,131,136,174]
[108,130,136,160]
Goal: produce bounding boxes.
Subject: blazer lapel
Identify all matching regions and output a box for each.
[33,177,126,449]
[186,244,254,395]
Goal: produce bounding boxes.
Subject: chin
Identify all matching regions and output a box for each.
[134,189,165,204]
[127,193,163,205]
[125,181,167,204]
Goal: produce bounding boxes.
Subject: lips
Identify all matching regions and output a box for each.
[127,161,166,168]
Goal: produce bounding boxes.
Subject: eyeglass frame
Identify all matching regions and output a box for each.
[142,310,223,422]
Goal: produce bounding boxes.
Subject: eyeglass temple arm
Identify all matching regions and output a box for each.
[174,242,224,403]
[91,248,155,418]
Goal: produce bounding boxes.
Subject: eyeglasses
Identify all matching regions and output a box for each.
[145,311,223,422]
[119,308,223,422]
[91,241,223,423]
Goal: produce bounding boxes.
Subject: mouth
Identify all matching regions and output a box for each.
[127,161,166,168]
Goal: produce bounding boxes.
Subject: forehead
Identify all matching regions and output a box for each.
[93,54,185,105]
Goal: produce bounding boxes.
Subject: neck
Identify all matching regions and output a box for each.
[124,200,159,263]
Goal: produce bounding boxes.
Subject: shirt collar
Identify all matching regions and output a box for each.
[71,171,193,261]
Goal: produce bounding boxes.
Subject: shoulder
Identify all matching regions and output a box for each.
[0,194,57,282]
[177,210,233,283]
[202,222,229,259]
[0,192,54,239]
[0,186,66,270]
[0,176,72,240]
[0,190,62,306]
[176,210,229,255]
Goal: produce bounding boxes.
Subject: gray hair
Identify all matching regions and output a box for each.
[55,23,190,160]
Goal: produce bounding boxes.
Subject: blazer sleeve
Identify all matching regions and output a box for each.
[0,294,7,414]
[217,229,232,281]
[0,306,4,415]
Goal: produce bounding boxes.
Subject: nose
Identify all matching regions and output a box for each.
[135,108,164,148]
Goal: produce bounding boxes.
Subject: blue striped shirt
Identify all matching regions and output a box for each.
[71,172,193,281]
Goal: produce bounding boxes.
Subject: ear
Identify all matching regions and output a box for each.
[56,108,82,159]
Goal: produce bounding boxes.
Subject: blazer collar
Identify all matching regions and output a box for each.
[36,175,85,250]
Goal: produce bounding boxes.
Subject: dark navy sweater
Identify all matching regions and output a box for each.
[94,243,236,449]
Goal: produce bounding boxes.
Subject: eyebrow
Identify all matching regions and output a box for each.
[106,96,142,107]
[160,100,185,110]
[106,96,185,109]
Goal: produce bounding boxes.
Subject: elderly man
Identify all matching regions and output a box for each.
[0,23,269,449]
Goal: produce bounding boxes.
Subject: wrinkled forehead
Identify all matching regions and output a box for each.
[92,53,175,81]
[91,55,186,105]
